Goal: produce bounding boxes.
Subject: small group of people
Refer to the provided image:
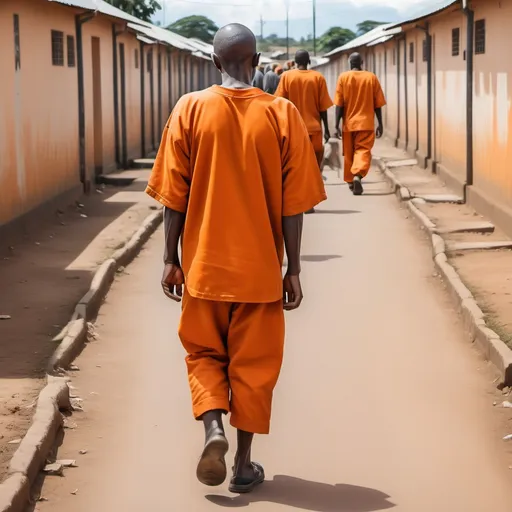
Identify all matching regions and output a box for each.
[252,62,283,94]
[146,23,386,495]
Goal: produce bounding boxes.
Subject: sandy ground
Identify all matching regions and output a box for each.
[29,169,512,511]
[0,172,153,480]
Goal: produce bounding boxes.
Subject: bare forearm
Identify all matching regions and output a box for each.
[335,106,344,130]
[375,108,383,127]
[283,214,303,275]
[320,111,329,133]
[163,207,186,264]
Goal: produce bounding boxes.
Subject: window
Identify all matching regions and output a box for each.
[147,49,153,72]
[451,28,460,56]
[67,35,75,67]
[51,30,64,66]
[13,14,20,71]
[409,42,414,63]
[475,19,486,54]
[422,39,428,62]
[134,48,139,69]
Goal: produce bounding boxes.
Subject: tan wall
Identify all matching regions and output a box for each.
[472,0,512,204]
[430,10,466,181]
[0,0,79,226]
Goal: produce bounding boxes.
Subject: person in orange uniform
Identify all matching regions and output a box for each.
[276,50,333,168]
[334,52,386,195]
[146,24,325,494]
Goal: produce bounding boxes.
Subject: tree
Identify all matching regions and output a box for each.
[167,15,219,43]
[356,20,387,36]
[105,0,160,22]
[318,27,356,53]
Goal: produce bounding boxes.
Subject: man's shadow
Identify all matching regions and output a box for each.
[206,475,395,511]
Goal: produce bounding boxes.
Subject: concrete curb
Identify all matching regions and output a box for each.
[379,163,512,385]
[0,207,163,511]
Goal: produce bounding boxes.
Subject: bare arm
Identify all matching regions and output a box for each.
[335,106,344,137]
[320,111,330,141]
[375,107,383,138]
[282,213,304,310]
[162,207,186,301]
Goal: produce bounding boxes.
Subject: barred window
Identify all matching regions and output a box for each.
[67,35,75,67]
[51,30,64,66]
[452,28,460,56]
[422,39,428,62]
[135,48,139,69]
[409,42,414,63]
[475,19,486,54]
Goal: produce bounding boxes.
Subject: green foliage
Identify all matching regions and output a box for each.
[167,15,219,43]
[356,20,387,36]
[318,27,356,53]
[104,0,160,22]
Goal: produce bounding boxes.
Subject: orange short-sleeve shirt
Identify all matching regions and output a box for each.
[146,86,326,304]
[275,69,333,134]
[334,70,386,132]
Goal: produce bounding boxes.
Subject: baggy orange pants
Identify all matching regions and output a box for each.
[178,292,285,435]
[342,130,376,183]
[309,132,324,169]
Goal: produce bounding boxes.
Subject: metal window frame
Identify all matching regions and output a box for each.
[475,19,486,55]
[67,34,76,67]
[51,29,64,66]
[452,27,460,56]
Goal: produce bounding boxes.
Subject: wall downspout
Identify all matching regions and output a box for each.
[112,25,120,168]
[464,3,474,196]
[140,41,146,157]
[416,23,433,166]
[403,35,409,150]
[76,12,95,193]
[395,38,401,147]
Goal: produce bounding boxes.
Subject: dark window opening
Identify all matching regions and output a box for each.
[409,42,414,63]
[392,48,396,66]
[67,35,75,67]
[475,19,486,54]
[51,30,64,66]
[13,14,21,71]
[422,39,428,62]
[452,28,460,56]
[135,48,139,69]
[147,50,153,72]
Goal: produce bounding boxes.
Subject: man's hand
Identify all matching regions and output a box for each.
[283,273,303,311]
[376,124,383,139]
[324,130,331,143]
[335,127,342,140]
[161,263,185,302]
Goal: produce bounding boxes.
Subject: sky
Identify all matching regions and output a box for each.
[153,0,446,40]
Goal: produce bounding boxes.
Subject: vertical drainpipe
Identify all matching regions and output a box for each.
[139,41,146,157]
[119,42,127,168]
[395,38,401,147]
[157,47,162,137]
[149,48,155,150]
[403,36,409,150]
[112,24,120,168]
[167,50,172,113]
[75,12,94,192]
[464,4,474,191]
[417,23,433,166]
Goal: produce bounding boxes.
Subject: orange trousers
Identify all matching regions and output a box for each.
[309,132,324,169]
[342,130,376,183]
[178,292,285,435]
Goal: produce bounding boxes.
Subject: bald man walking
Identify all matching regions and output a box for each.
[146,24,325,493]
[335,52,386,195]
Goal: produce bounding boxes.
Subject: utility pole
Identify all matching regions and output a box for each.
[260,14,264,41]
[286,1,290,60]
[313,0,317,56]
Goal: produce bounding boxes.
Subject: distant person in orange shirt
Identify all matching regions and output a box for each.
[276,50,333,168]
[334,52,386,195]
[146,24,325,494]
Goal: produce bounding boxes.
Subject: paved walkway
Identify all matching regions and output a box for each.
[33,169,512,511]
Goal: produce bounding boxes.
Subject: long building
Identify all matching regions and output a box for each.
[316,0,512,237]
[0,0,219,228]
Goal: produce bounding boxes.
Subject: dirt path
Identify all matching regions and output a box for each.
[0,172,154,480]
[31,170,512,511]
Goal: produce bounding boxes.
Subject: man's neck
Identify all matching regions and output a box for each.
[221,71,253,89]
[297,65,308,71]
[351,66,362,71]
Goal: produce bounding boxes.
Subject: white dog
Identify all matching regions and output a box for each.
[321,138,342,179]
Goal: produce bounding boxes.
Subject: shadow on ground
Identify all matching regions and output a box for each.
[313,210,360,215]
[206,475,395,511]
[301,255,342,262]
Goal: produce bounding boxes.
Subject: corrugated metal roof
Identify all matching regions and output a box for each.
[324,23,401,57]
[385,0,460,30]
[366,34,394,47]
[127,23,195,51]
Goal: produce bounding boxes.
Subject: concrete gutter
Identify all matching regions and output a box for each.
[0,207,163,511]
[376,158,512,386]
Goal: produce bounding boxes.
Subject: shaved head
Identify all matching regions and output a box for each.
[213,24,257,66]
[349,52,363,68]
[295,50,310,66]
